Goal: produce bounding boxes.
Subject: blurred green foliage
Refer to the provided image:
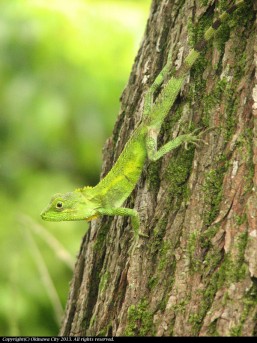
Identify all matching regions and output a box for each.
[0,0,150,335]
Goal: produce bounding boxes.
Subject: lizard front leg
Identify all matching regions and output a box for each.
[97,207,148,238]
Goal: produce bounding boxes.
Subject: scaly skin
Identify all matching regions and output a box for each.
[41,1,245,238]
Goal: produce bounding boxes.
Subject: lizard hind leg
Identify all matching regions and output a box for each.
[143,47,174,117]
[146,126,205,162]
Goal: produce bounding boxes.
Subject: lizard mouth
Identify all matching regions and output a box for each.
[40,210,88,221]
[40,211,51,221]
[40,210,60,221]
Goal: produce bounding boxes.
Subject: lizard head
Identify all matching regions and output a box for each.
[41,189,100,222]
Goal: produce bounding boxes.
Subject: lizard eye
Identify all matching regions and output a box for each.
[56,202,63,209]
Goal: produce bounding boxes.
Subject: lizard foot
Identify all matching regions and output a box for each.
[184,126,217,150]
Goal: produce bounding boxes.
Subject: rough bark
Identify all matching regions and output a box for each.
[60,0,257,336]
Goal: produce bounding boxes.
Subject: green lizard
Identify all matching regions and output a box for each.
[41,0,245,238]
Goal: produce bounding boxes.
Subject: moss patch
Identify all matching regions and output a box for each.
[188,232,249,334]
[99,271,110,293]
[230,280,257,336]
[186,230,201,273]
[93,223,110,252]
[147,160,161,192]
[164,145,194,208]
[202,157,228,226]
[124,299,155,336]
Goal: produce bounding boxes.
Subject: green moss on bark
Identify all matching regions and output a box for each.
[125,299,155,336]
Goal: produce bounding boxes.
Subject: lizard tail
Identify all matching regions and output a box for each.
[148,0,245,127]
[175,0,245,77]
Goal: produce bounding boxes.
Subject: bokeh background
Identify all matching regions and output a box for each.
[0,0,150,335]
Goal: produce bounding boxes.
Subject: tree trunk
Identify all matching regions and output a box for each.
[60,0,257,336]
